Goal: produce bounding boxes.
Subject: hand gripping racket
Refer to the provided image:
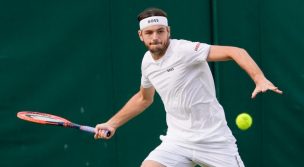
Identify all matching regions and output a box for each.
[17,111,111,137]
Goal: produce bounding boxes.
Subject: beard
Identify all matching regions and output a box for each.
[144,38,170,57]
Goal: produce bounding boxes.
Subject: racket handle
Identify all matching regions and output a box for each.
[80,126,95,133]
[80,126,111,137]
[104,130,111,137]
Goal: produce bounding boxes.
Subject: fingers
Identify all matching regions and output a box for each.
[94,129,108,139]
[94,129,110,140]
[251,90,258,99]
[94,124,115,140]
[94,132,99,139]
[252,78,283,98]
[251,86,283,98]
[251,88,265,98]
[251,87,267,98]
[271,87,283,94]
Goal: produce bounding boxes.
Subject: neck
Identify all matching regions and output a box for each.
[152,53,164,60]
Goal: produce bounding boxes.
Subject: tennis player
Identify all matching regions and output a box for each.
[94,8,283,167]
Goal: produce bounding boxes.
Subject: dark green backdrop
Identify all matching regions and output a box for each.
[1,0,303,167]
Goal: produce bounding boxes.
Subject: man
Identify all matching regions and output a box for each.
[94,8,282,167]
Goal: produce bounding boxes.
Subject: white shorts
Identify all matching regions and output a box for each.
[144,141,245,167]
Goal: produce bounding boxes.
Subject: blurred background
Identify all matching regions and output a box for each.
[1,0,303,166]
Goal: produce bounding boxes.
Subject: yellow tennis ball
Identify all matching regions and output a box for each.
[236,113,252,130]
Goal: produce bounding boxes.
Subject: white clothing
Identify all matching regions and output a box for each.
[144,141,244,167]
[141,39,242,166]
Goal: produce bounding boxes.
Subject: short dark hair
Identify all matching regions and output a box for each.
[137,7,167,22]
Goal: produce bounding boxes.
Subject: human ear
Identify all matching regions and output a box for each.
[138,30,143,41]
[167,26,171,37]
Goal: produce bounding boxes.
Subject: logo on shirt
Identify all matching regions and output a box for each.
[166,67,174,72]
[194,43,201,51]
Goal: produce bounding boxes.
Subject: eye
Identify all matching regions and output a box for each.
[144,31,153,35]
[157,30,164,34]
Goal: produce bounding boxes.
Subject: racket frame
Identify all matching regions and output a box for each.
[17,111,97,134]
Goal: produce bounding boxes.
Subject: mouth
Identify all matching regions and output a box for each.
[149,42,162,46]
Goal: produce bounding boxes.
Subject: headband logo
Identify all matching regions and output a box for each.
[148,19,159,23]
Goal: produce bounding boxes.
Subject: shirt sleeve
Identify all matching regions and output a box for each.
[141,54,153,88]
[180,40,211,64]
[141,73,152,88]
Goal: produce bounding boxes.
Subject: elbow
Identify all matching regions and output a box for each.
[238,47,248,54]
[137,93,153,107]
[139,98,153,110]
[144,97,154,107]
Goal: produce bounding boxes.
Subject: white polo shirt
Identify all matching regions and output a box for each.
[141,39,236,149]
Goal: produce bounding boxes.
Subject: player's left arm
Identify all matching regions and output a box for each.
[207,45,283,98]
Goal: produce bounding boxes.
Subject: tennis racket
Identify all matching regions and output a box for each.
[17,111,111,137]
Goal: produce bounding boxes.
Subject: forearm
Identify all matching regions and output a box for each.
[106,92,153,129]
[230,48,265,83]
[208,45,282,98]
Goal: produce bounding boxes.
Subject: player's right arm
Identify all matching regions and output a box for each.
[94,86,155,139]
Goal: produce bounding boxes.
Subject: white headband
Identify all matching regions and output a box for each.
[139,16,168,30]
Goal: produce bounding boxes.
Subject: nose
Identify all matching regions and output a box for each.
[152,32,159,40]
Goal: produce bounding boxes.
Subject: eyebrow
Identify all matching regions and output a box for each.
[143,27,166,33]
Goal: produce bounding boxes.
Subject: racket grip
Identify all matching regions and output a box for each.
[80,126,111,137]
[80,126,95,133]
[104,130,111,137]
